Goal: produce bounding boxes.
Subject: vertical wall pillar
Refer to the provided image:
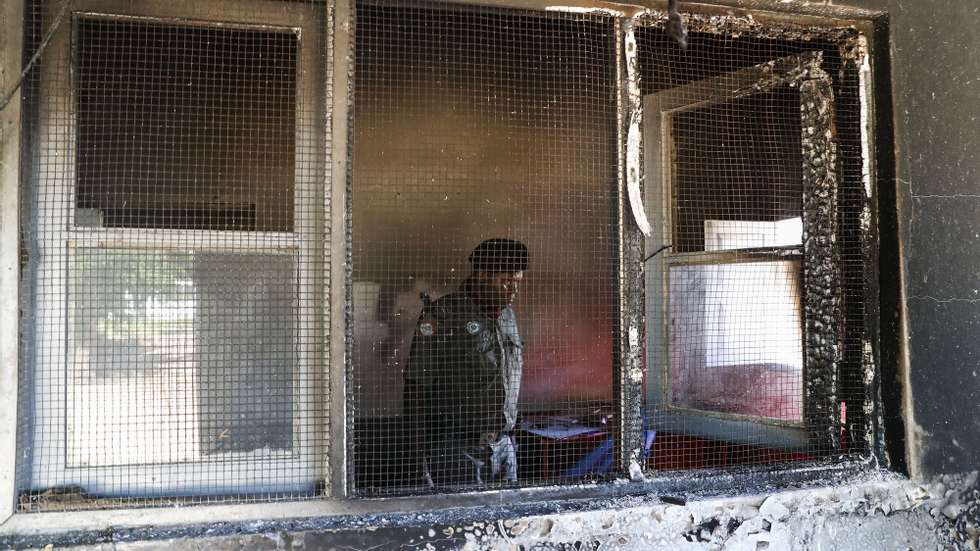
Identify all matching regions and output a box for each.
[0,0,25,522]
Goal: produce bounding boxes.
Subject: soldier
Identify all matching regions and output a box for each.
[403,238,528,487]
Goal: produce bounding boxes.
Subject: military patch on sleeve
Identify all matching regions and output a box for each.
[417,321,436,337]
[465,321,482,334]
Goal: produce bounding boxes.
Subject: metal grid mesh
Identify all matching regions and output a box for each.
[350,2,619,494]
[637,21,870,471]
[661,86,806,424]
[18,0,330,510]
[74,20,299,232]
[670,88,803,255]
[14,0,874,508]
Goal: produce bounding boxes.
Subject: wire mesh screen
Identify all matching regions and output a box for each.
[350,2,619,494]
[74,19,298,232]
[18,0,330,511]
[638,21,869,470]
[14,0,876,509]
[665,86,805,422]
[670,88,803,254]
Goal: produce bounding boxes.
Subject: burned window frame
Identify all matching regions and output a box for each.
[642,52,840,452]
[625,12,881,469]
[340,3,880,492]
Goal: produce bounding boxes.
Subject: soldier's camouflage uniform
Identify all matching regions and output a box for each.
[403,279,523,487]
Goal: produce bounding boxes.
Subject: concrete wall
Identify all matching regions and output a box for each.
[831,0,980,478]
[0,0,24,524]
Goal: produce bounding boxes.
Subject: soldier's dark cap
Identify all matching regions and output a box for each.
[469,238,529,273]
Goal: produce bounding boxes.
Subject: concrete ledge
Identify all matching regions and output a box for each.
[1,462,964,549]
[4,467,976,550]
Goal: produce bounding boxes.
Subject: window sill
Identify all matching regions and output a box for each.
[0,458,901,547]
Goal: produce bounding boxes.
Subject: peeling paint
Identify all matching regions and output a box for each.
[854,35,874,200]
[851,31,880,463]
[615,11,647,489]
[622,19,651,237]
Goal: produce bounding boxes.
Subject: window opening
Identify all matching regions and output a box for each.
[638,20,870,470]
[13,0,878,511]
[349,2,620,495]
[658,80,807,425]
[20,0,328,511]
[74,19,297,232]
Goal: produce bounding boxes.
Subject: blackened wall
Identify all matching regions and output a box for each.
[838,0,980,477]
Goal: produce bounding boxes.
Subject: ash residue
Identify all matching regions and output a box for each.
[635,10,858,44]
[4,468,974,550]
[928,472,980,550]
[800,59,843,453]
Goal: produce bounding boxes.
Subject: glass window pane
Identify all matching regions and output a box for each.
[74,19,298,231]
[68,249,296,467]
[668,261,803,422]
[704,218,802,251]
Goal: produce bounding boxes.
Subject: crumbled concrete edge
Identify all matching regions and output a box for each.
[929,472,980,550]
[10,471,977,550]
[449,472,979,550]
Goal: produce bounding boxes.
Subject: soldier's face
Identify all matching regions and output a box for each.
[478,270,524,307]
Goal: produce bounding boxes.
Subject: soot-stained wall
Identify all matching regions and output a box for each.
[350,7,619,416]
[832,0,980,477]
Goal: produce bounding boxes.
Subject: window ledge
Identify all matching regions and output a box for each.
[0,459,904,547]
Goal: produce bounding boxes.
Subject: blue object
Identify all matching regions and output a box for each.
[561,429,656,478]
